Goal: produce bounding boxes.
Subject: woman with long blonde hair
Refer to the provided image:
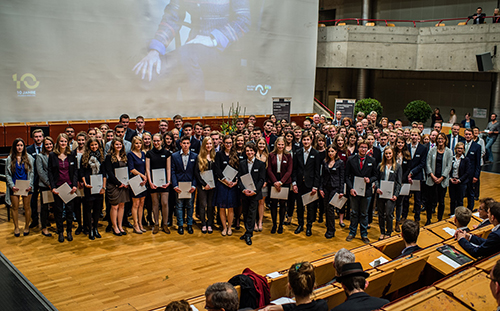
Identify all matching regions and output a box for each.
[128,136,148,234]
[195,137,217,234]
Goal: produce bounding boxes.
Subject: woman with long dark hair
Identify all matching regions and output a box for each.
[6,138,35,237]
[80,137,106,240]
[393,137,411,232]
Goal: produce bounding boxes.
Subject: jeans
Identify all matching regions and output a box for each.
[486,136,497,162]
[349,196,369,237]
[377,198,395,235]
[176,193,194,227]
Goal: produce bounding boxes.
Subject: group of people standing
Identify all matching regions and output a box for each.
[5,111,499,245]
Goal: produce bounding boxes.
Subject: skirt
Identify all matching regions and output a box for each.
[106,183,130,205]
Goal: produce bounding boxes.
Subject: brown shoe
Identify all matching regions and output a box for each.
[163,225,170,234]
[395,221,401,233]
[153,225,159,234]
[346,234,355,242]
[362,237,370,244]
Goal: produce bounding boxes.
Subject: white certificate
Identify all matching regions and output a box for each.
[410,180,420,191]
[42,190,54,204]
[129,174,147,196]
[55,182,77,204]
[329,193,348,209]
[222,165,238,181]
[400,183,411,196]
[200,170,216,189]
[90,174,103,195]
[76,188,84,197]
[379,181,394,199]
[270,186,289,200]
[14,180,30,196]
[178,182,192,199]
[353,176,366,197]
[115,167,129,185]
[152,169,167,187]
[301,191,319,206]
[241,173,256,192]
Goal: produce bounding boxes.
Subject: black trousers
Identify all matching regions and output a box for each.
[296,184,317,227]
[198,187,215,227]
[287,191,297,218]
[449,182,466,215]
[427,184,447,221]
[270,198,287,226]
[84,196,103,230]
[54,194,74,234]
[30,182,40,224]
[242,195,259,237]
[323,196,336,235]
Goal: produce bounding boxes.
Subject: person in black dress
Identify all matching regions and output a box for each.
[164,131,178,226]
[195,137,217,234]
[146,133,172,234]
[80,137,106,240]
[128,136,148,234]
[394,137,411,232]
[314,134,327,223]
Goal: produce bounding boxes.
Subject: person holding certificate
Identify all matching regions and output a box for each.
[214,135,239,236]
[71,131,87,236]
[48,134,79,243]
[425,133,453,225]
[255,137,269,232]
[345,140,377,244]
[104,137,130,236]
[5,138,35,237]
[319,145,344,239]
[80,137,106,240]
[238,142,266,246]
[267,137,293,234]
[448,142,471,216]
[393,137,411,232]
[146,133,172,234]
[36,137,54,237]
[127,137,148,234]
[375,148,402,240]
[195,137,216,234]
[171,135,198,235]
[405,129,427,222]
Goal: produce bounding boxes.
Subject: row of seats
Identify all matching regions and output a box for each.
[0,114,309,149]
[323,22,470,27]
[159,214,495,311]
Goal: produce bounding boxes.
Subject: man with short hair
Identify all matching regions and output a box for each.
[378,133,389,152]
[210,131,221,152]
[27,129,45,228]
[292,126,303,151]
[447,123,465,154]
[388,130,397,146]
[489,260,500,310]
[171,135,198,235]
[193,122,204,141]
[456,202,500,258]
[176,123,200,154]
[326,125,337,146]
[203,124,212,138]
[334,248,355,277]
[120,114,136,142]
[397,220,421,258]
[133,116,150,139]
[205,282,239,311]
[105,124,132,153]
[464,128,481,210]
[252,127,263,142]
[361,118,369,130]
[394,120,402,129]
[417,122,424,133]
[356,111,365,123]
[355,122,365,137]
[433,122,442,133]
[345,140,377,244]
[65,126,78,151]
[312,114,321,126]
[334,111,342,126]
[247,115,256,125]
[263,119,277,150]
[173,114,183,136]
[405,129,427,222]
[235,118,245,133]
[303,118,312,130]
[475,198,495,229]
[469,6,486,24]
[454,206,472,231]
[332,262,389,311]
[158,119,169,136]
[411,121,418,128]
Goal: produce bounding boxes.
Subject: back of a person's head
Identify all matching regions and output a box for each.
[205,282,239,311]
[454,206,472,228]
[490,202,500,222]
[342,276,366,292]
[334,248,355,275]
[401,220,419,244]
[288,261,315,298]
[165,300,190,311]
[493,260,500,286]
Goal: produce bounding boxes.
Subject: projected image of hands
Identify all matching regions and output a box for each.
[133,0,250,101]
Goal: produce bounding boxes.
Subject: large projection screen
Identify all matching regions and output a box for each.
[0,0,319,122]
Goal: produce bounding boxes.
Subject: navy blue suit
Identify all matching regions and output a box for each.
[448,156,471,215]
[176,137,201,155]
[464,141,481,210]
[458,228,500,258]
[405,143,427,221]
[447,134,465,153]
[171,150,198,227]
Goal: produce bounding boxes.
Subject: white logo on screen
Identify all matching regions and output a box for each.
[247,84,272,96]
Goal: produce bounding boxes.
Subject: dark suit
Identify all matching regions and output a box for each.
[464,140,481,210]
[48,152,79,234]
[238,158,266,237]
[319,159,344,236]
[477,219,491,229]
[27,144,42,226]
[405,143,427,221]
[375,163,402,235]
[292,147,321,227]
[468,13,486,24]
[263,132,277,151]
[460,119,476,129]
[176,137,201,155]
[447,134,465,153]
[449,156,471,215]
[171,150,198,226]
[345,154,377,238]
[458,228,500,258]
[331,292,389,311]
[396,245,422,259]
[124,127,136,142]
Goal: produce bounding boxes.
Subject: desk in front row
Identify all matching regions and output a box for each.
[382,287,472,310]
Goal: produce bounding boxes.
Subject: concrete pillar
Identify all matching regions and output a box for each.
[362,0,371,25]
[357,69,368,100]
[491,72,500,152]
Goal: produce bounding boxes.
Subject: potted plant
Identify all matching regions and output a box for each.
[354,98,383,118]
[404,100,432,123]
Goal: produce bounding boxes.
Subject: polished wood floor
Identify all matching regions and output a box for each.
[1,172,500,311]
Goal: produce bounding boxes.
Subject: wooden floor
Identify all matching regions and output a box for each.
[1,172,500,311]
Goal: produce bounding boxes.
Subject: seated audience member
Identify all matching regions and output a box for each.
[164,300,190,311]
[489,260,500,309]
[469,7,486,24]
[396,220,422,259]
[326,248,355,284]
[453,206,472,232]
[456,202,500,258]
[205,282,239,311]
[332,262,389,311]
[475,198,495,229]
[461,113,475,129]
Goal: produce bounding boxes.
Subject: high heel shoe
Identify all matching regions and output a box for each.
[133,227,143,234]
[41,231,52,237]
[113,230,122,236]
[277,225,283,234]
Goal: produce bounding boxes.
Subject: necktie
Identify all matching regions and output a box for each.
[36,146,41,154]
[451,137,456,155]
[359,157,365,170]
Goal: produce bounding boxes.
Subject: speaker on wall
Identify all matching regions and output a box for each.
[476,52,494,71]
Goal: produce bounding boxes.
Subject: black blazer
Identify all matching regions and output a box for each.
[124,128,136,142]
[464,141,481,180]
[48,152,78,189]
[331,292,389,311]
[79,157,105,197]
[214,151,238,181]
[369,147,382,164]
[396,245,422,259]
[449,156,471,184]
[345,154,378,197]
[375,163,402,198]
[194,159,215,188]
[446,134,465,149]
[175,137,201,155]
[319,159,345,201]
[460,118,476,128]
[238,158,266,201]
[407,143,427,180]
[477,219,491,229]
[104,154,127,186]
[292,147,321,189]
[398,156,412,183]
